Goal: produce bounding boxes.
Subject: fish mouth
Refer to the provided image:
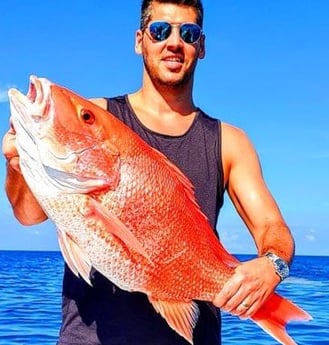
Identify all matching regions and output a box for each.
[8,76,55,160]
[9,76,69,162]
[27,77,37,102]
[27,75,51,111]
[8,75,52,125]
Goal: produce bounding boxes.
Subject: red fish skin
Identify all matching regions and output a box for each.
[52,84,312,344]
[48,83,239,300]
[9,77,312,345]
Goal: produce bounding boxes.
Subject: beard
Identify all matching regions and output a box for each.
[142,55,197,90]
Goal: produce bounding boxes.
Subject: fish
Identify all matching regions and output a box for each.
[8,75,312,345]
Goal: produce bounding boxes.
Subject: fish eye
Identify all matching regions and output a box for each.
[80,109,95,124]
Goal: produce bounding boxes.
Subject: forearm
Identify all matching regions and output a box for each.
[213,220,294,316]
[255,221,295,265]
[5,162,47,225]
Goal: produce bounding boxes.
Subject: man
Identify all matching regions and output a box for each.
[2,0,295,344]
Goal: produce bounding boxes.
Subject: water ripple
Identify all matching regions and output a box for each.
[0,251,328,344]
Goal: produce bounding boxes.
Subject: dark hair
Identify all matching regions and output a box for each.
[140,0,204,30]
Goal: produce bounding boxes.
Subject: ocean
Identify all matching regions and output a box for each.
[0,251,327,345]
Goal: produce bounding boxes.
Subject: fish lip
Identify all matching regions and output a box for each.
[28,75,52,112]
[27,76,37,102]
[8,75,53,123]
[8,76,55,162]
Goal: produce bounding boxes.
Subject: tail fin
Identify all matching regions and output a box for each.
[252,293,312,345]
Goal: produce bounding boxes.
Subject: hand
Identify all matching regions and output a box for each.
[2,119,21,173]
[213,256,280,319]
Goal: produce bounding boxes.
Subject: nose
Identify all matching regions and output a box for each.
[166,26,184,47]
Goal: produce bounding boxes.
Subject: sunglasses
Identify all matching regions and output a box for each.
[146,21,202,44]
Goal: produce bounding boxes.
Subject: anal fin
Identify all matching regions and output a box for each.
[149,297,200,344]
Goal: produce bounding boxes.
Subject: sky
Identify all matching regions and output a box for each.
[0,0,328,256]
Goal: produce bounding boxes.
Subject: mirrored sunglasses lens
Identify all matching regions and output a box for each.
[180,24,201,43]
[149,22,171,41]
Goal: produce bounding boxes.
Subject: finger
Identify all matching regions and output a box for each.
[235,299,254,318]
[213,279,238,308]
[9,119,17,134]
[235,290,267,318]
[213,279,247,312]
[2,131,21,173]
[237,300,260,319]
[221,283,261,315]
[7,156,22,173]
[2,131,18,160]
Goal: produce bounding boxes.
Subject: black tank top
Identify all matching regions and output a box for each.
[57,95,224,345]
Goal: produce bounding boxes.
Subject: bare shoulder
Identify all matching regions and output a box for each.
[89,97,107,110]
[221,121,248,139]
[221,121,256,155]
[220,122,260,181]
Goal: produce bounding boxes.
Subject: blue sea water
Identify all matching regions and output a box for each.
[0,251,327,345]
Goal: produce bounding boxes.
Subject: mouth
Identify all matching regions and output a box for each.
[163,55,184,64]
[162,55,184,71]
[164,55,183,62]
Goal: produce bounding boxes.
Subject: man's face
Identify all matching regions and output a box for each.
[135,2,205,89]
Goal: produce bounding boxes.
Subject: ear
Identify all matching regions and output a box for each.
[198,34,206,59]
[135,29,143,55]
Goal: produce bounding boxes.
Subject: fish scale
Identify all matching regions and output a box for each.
[8,75,312,345]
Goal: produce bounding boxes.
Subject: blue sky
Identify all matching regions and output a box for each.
[0,1,328,255]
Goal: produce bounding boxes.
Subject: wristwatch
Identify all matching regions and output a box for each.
[265,252,289,281]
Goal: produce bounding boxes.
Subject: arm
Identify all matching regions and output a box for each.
[2,123,47,225]
[214,123,295,318]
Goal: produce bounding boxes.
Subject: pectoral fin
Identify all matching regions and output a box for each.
[57,229,93,285]
[81,197,151,262]
[149,297,200,344]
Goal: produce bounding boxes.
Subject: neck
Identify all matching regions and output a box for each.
[134,72,197,116]
[127,74,198,136]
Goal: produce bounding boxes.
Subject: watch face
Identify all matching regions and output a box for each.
[265,252,289,280]
[276,259,289,277]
